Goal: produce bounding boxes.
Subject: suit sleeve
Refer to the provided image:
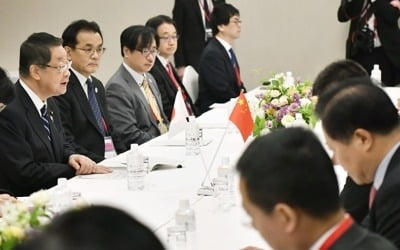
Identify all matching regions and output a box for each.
[374,0,400,24]
[338,0,367,22]
[173,0,186,68]
[0,110,75,194]
[106,82,155,152]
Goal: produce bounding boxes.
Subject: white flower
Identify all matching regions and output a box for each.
[30,190,51,207]
[270,98,280,107]
[270,90,280,98]
[300,97,311,107]
[260,128,270,135]
[281,114,295,127]
[278,95,288,106]
[3,225,25,239]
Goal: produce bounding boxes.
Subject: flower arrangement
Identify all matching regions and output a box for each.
[252,72,317,136]
[0,190,53,250]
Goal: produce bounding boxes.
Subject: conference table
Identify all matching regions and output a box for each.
[64,84,388,250]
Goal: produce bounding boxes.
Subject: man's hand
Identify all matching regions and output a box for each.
[177,66,185,80]
[68,154,112,175]
[390,0,400,9]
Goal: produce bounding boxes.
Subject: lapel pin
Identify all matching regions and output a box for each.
[95,87,98,93]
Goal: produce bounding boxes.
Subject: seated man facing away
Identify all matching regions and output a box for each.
[0,32,111,197]
[106,25,168,152]
[16,205,165,250]
[237,127,396,250]
[312,59,371,224]
[316,79,400,247]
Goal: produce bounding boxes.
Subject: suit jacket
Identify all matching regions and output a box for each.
[55,70,112,163]
[173,0,225,71]
[196,38,245,114]
[340,176,371,223]
[338,0,400,68]
[105,65,168,153]
[329,222,396,249]
[368,146,400,248]
[149,58,197,119]
[0,82,75,196]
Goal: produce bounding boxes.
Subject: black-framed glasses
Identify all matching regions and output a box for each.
[41,61,71,73]
[136,48,159,58]
[75,47,106,55]
[159,35,180,42]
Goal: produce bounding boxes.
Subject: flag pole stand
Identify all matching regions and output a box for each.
[197,125,230,196]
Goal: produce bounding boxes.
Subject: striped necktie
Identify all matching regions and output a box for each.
[40,104,51,141]
[87,78,105,135]
[142,77,168,134]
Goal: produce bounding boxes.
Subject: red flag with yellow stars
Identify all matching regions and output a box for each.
[229,91,253,141]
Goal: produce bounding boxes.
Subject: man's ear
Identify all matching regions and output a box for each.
[64,46,72,61]
[353,128,373,152]
[30,64,41,81]
[274,203,299,234]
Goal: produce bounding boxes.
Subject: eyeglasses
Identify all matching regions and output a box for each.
[159,35,179,42]
[230,19,242,25]
[136,48,159,58]
[75,47,106,55]
[42,61,71,73]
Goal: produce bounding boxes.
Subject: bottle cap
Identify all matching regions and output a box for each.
[179,199,190,209]
[57,178,67,187]
[373,64,380,70]
[130,144,139,151]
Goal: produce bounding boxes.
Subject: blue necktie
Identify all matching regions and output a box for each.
[229,48,242,86]
[40,104,51,141]
[87,79,105,135]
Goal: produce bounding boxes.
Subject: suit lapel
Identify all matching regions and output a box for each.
[192,0,204,27]
[16,82,55,159]
[120,66,159,128]
[69,71,104,135]
[46,100,63,162]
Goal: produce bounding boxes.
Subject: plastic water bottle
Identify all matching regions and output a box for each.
[52,178,72,213]
[185,116,200,156]
[127,144,145,191]
[290,113,308,128]
[371,64,382,86]
[284,71,295,87]
[217,156,230,179]
[175,199,196,232]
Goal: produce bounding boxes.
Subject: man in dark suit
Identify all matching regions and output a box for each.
[173,0,225,77]
[316,78,400,247]
[312,59,371,224]
[55,20,114,163]
[146,15,197,119]
[106,26,168,153]
[0,67,17,204]
[0,32,111,196]
[338,0,400,85]
[196,3,246,114]
[237,127,396,250]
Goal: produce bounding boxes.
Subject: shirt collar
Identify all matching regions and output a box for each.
[157,55,169,69]
[373,141,400,189]
[70,67,91,95]
[122,62,145,86]
[215,36,232,57]
[309,216,347,250]
[19,79,46,116]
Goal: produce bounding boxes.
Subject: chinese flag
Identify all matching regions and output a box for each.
[229,92,253,141]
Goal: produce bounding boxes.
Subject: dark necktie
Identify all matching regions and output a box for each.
[229,48,242,87]
[87,79,105,135]
[203,0,211,27]
[40,104,51,141]
[166,63,193,116]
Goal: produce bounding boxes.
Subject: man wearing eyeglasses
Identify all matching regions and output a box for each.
[196,3,246,114]
[146,15,197,119]
[106,25,168,153]
[55,20,115,163]
[0,32,111,196]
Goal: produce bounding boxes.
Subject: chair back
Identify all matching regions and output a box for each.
[182,66,199,102]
